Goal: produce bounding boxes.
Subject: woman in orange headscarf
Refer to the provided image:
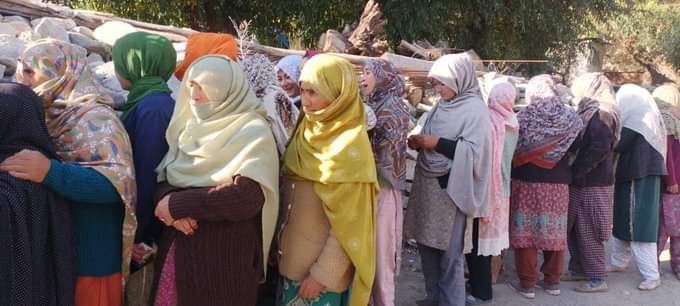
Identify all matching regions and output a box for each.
[175,33,239,80]
[168,33,239,99]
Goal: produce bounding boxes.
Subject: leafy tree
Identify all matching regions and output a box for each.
[53,0,364,46]
[603,1,680,66]
[379,0,623,73]
[585,0,680,83]
[61,0,680,78]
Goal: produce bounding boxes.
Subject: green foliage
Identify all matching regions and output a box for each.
[56,0,194,27]
[58,0,680,74]
[53,0,364,47]
[379,0,623,73]
[597,1,680,69]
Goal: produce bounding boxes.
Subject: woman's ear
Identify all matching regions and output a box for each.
[115,72,133,90]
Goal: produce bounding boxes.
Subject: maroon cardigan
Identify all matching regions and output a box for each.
[152,175,265,306]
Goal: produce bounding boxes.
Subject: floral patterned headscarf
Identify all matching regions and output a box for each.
[364,59,406,107]
[239,53,299,153]
[18,39,110,108]
[513,75,582,169]
[18,39,137,284]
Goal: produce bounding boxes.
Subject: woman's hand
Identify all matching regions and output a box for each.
[132,243,155,265]
[155,195,174,225]
[298,275,325,300]
[408,134,439,150]
[155,194,198,235]
[172,218,198,236]
[668,184,679,194]
[0,149,51,183]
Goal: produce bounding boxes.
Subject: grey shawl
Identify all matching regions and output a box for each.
[418,53,493,218]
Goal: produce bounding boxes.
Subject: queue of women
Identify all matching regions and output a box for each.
[0,29,678,306]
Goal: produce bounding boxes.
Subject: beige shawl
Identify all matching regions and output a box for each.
[156,55,279,272]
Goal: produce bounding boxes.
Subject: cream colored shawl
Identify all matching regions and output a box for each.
[157,55,279,273]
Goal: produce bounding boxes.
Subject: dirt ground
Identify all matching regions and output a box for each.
[396,241,680,306]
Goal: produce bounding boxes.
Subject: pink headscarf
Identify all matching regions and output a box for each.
[477,79,518,255]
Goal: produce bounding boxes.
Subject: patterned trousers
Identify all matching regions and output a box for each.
[567,185,614,280]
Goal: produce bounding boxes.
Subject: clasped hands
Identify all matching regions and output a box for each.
[155,194,198,236]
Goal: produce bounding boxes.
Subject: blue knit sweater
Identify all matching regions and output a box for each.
[123,92,174,245]
[43,159,123,276]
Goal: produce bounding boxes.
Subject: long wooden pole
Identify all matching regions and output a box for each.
[0,0,196,42]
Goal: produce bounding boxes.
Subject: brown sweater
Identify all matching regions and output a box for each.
[152,175,264,306]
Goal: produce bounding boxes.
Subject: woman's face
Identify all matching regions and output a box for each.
[431,78,457,100]
[115,72,132,90]
[300,81,330,112]
[360,67,377,96]
[189,81,210,104]
[16,61,49,89]
[277,70,300,98]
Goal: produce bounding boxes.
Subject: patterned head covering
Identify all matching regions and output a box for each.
[653,84,680,140]
[174,32,238,80]
[362,59,410,190]
[525,74,558,102]
[112,32,177,120]
[283,54,378,306]
[275,55,303,83]
[364,59,406,106]
[239,53,299,153]
[513,75,583,169]
[18,39,109,108]
[571,73,621,141]
[18,39,137,284]
[239,53,279,98]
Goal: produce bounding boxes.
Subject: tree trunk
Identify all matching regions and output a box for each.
[626,43,680,84]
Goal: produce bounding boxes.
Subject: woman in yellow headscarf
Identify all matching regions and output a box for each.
[277,54,379,306]
[152,55,279,306]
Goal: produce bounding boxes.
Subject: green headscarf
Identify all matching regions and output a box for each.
[112,32,177,120]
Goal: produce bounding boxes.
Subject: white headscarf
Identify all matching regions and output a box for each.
[653,85,680,140]
[616,84,667,161]
[275,55,303,83]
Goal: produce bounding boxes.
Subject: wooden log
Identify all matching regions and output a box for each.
[398,40,464,60]
[321,30,349,53]
[0,0,195,42]
[76,10,196,37]
[346,0,386,56]
[398,40,431,59]
[0,0,66,19]
[246,43,306,58]
[380,52,433,73]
